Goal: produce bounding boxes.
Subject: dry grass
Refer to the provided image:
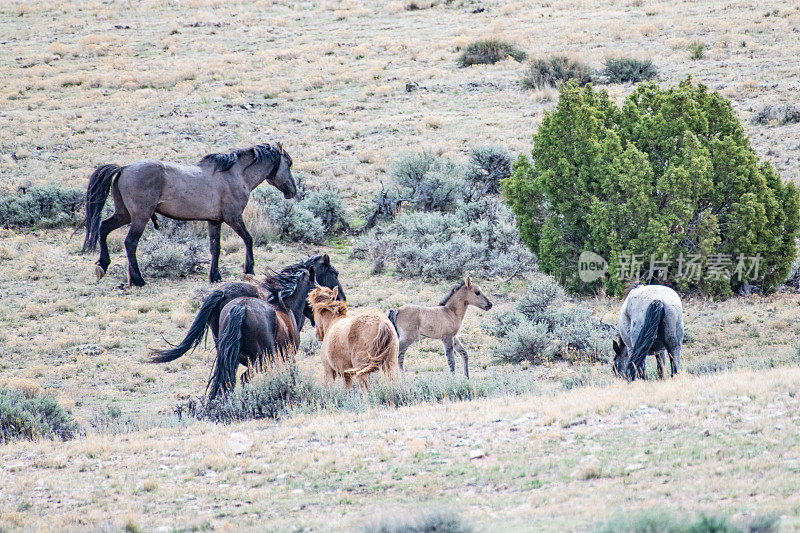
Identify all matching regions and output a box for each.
[3,0,800,530]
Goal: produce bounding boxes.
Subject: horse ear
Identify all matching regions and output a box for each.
[332,286,339,299]
[613,338,621,355]
[276,142,284,154]
[323,253,330,265]
[465,276,472,287]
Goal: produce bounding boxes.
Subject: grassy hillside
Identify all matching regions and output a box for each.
[2,0,800,531]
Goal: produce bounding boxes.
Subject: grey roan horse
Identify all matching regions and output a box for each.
[612,284,684,381]
[81,143,296,286]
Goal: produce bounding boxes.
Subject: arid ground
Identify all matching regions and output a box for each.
[2,0,800,531]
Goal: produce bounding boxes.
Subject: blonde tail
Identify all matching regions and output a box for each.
[355,321,399,378]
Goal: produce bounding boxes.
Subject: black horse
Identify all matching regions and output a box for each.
[150,254,345,365]
[205,267,315,400]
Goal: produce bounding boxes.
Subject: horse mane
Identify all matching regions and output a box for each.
[259,265,307,306]
[439,280,466,306]
[308,287,348,316]
[200,143,279,172]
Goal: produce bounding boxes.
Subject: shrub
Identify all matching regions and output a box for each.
[457,39,526,67]
[251,179,349,244]
[357,148,535,280]
[0,184,83,228]
[464,146,512,200]
[688,40,705,59]
[488,274,613,365]
[390,151,464,211]
[603,57,658,83]
[522,56,595,89]
[364,509,473,533]
[597,510,774,533]
[753,104,800,126]
[0,387,79,443]
[138,219,207,278]
[502,79,800,297]
[356,201,535,280]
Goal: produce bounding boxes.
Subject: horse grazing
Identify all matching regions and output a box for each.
[612,284,684,381]
[205,266,318,400]
[388,276,492,378]
[81,143,296,286]
[149,254,344,364]
[308,286,399,390]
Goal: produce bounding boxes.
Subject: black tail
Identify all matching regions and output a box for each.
[82,164,123,252]
[150,290,227,363]
[387,309,399,335]
[627,300,664,380]
[206,304,247,401]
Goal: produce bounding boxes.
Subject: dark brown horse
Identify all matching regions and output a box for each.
[81,143,296,286]
[205,266,319,400]
[149,254,345,364]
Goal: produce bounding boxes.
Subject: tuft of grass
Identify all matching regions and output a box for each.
[457,39,527,67]
[688,40,705,60]
[0,387,79,443]
[603,57,658,83]
[184,363,543,424]
[363,509,473,533]
[522,56,595,89]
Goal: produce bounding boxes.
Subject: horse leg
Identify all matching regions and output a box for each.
[454,337,469,379]
[227,217,254,275]
[666,343,681,377]
[343,373,354,389]
[124,218,148,287]
[442,337,456,373]
[97,211,130,279]
[208,221,222,283]
[397,334,415,372]
[655,351,665,380]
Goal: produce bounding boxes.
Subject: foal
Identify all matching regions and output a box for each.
[308,286,399,391]
[388,276,492,378]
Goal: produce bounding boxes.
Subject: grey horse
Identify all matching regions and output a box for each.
[612,284,684,380]
[81,143,295,286]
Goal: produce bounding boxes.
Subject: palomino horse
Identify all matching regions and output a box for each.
[149,254,345,364]
[308,286,399,391]
[205,266,318,400]
[388,276,492,378]
[82,143,295,286]
[612,284,684,381]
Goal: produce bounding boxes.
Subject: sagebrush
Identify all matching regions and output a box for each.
[487,274,613,365]
[356,148,534,280]
[0,387,79,443]
[457,39,526,67]
[0,184,83,228]
[603,57,658,83]
[522,56,594,89]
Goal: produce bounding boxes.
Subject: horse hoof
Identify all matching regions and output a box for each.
[94,265,106,282]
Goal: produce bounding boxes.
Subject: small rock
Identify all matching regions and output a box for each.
[226,432,253,455]
[469,449,485,460]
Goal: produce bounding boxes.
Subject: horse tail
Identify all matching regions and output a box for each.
[628,300,665,379]
[387,309,399,336]
[150,290,226,363]
[82,164,123,253]
[356,321,399,377]
[206,304,247,401]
